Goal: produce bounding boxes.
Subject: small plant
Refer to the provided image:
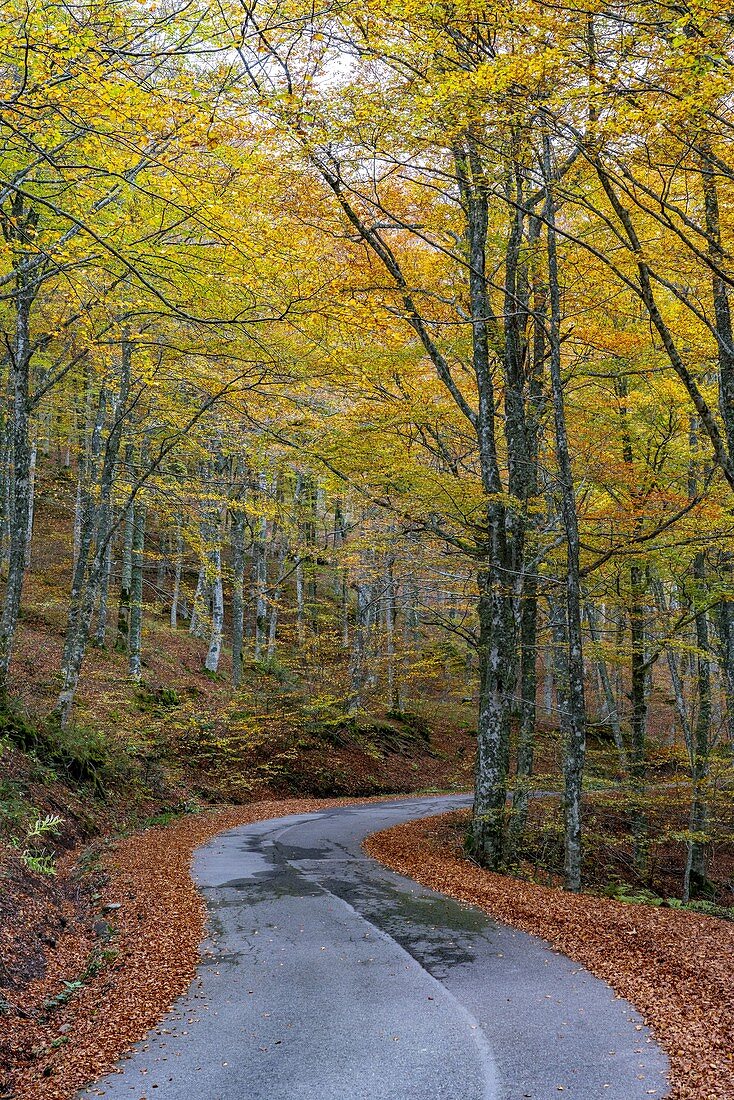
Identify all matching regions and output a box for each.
[142,798,202,828]
[603,882,664,906]
[13,812,63,876]
[145,809,175,827]
[43,980,83,1013]
[42,945,118,1018]
[21,852,58,875]
[27,813,63,839]
[252,655,294,683]
[134,682,182,714]
[84,946,118,978]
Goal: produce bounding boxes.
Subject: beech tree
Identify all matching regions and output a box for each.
[1,0,733,901]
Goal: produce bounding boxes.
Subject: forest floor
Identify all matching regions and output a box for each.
[2,796,428,1100]
[366,810,734,1100]
[5,765,732,1100]
[7,484,477,808]
[3,795,675,1100]
[0,688,477,1099]
[3,749,732,1099]
[2,485,732,1097]
[0,491,480,1096]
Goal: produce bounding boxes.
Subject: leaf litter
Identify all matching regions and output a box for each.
[365,810,734,1100]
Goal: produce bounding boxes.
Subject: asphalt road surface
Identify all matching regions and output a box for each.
[80,796,669,1100]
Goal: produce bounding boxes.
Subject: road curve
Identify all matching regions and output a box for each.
[80,796,669,1100]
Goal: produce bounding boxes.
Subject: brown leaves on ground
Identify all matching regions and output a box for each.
[6,798,387,1100]
[12,798,730,1100]
[364,810,734,1100]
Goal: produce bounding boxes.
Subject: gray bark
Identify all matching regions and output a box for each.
[252,471,269,661]
[454,141,517,870]
[204,519,224,674]
[24,436,36,569]
[54,336,131,721]
[231,506,246,687]
[544,134,586,892]
[0,196,40,689]
[116,443,135,653]
[266,546,287,663]
[170,521,183,629]
[295,559,305,645]
[57,387,107,711]
[128,501,146,680]
[94,533,113,646]
[347,580,370,715]
[508,213,544,858]
[0,410,11,573]
[384,556,401,712]
[295,475,306,643]
[73,465,83,567]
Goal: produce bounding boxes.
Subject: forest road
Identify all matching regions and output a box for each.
[80,796,669,1100]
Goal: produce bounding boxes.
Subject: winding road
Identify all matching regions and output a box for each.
[81,796,669,1100]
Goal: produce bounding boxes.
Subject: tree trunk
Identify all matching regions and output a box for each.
[231,507,246,687]
[384,555,401,712]
[544,133,586,892]
[454,140,517,870]
[170,521,183,629]
[128,502,146,680]
[508,212,544,858]
[508,571,538,855]
[629,561,649,875]
[0,228,37,691]
[204,519,224,674]
[57,387,107,713]
[714,596,734,752]
[266,550,286,664]
[116,447,135,652]
[252,471,269,661]
[94,534,113,646]
[347,580,370,715]
[684,552,712,901]
[295,559,306,645]
[0,410,11,574]
[54,335,132,721]
[24,436,37,570]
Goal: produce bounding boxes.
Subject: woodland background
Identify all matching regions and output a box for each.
[1,0,734,945]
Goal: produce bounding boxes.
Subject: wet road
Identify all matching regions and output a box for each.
[81,796,669,1100]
